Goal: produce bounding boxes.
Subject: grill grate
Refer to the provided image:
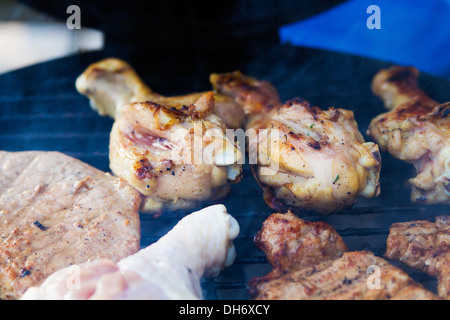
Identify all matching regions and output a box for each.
[0,45,449,299]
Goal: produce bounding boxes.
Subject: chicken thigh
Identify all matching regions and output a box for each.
[368,66,450,204]
[110,91,242,213]
[210,71,381,214]
[21,204,239,300]
[0,151,141,300]
[385,215,450,299]
[76,60,243,214]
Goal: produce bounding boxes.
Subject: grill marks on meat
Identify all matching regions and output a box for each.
[0,151,141,299]
[76,59,243,215]
[368,66,450,204]
[248,212,440,300]
[385,216,450,299]
[210,71,381,214]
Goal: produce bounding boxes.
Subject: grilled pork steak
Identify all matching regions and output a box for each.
[0,151,141,299]
[248,212,440,300]
[385,216,450,299]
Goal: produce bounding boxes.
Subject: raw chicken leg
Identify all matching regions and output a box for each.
[21,204,239,300]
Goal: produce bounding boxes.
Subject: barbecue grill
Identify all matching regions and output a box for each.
[2,46,448,299]
[1,0,449,300]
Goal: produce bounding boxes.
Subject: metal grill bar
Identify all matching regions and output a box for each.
[0,46,448,300]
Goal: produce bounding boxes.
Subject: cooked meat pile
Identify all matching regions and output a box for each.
[368,66,450,204]
[210,71,381,214]
[76,59,243,214]
[385,216,450,299]
[21,204,239,300]
[248,212,440,300]
[77,60,382,214]
[109,92,242,213]
[0,151,141,300]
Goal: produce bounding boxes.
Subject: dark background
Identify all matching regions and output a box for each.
[19,0,344,93]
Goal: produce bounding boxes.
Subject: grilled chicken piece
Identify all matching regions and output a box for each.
[248,212,440,300]
[0,151,141,300]
[21,204,239,300]
[75,58,245,129]
[211,72,381,214]
[110,91,242,213]
[385,216,450,299]
[368,66,450,204]
[76,59,242,214]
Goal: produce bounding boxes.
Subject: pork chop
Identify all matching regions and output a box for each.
[385,216,450,299]
[0,151,141,299]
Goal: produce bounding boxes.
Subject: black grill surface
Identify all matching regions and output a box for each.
[0,45,449,299]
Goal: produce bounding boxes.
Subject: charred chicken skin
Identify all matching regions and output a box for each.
[248,212,440,300]
[0,151,141,300]
[75,58,245,129]
[210,71,381,214]
[385,215,450,299]
[368,66,450,204]
[110,91,242,213]
[76,59,243,214]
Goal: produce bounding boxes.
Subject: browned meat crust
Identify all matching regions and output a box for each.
[210,70,282,118]
[211,71,381,214]
[109,92,242,214]
[76,58,245,129]
[248,212,440,300]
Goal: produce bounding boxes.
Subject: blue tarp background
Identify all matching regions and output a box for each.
[279,0,450,79]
